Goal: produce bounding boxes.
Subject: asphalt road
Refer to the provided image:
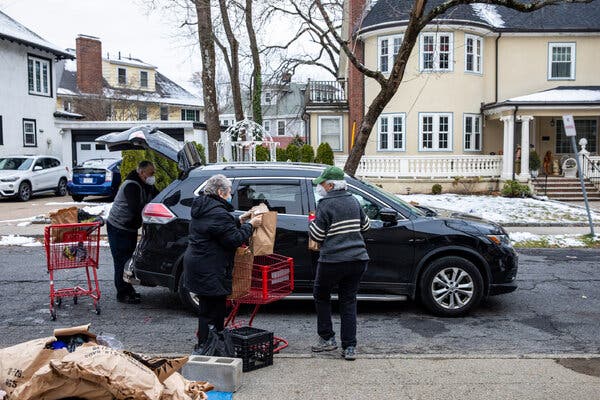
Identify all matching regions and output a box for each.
[0,247,598,356]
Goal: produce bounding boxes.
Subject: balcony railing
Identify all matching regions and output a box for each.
[307,79,347,105]
[334,155,503,179]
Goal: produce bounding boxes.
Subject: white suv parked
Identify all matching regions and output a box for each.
[0,156,70,201]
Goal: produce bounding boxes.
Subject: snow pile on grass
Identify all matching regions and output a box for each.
[397,194,600,224]
[509,232,600,247]
[0,235,41,246]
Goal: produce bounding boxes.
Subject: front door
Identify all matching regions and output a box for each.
[231,178,313,288]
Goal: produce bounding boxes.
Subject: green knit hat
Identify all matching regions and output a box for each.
[313,165,345,185]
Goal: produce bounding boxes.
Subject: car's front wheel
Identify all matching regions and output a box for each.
[17,181,32,202]
[419,256,484,317]
[178,273,202,314]
[55,178,68,196]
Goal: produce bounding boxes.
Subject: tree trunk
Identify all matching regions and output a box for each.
[245,0,262,125]
[195,0,221,163]
[218,0,244,122]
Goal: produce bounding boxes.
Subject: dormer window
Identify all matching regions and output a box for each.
[118,68,127,85]
[140,71,148,88]
[264,91,272,105]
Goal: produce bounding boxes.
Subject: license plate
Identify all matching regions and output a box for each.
[83,178,93,184]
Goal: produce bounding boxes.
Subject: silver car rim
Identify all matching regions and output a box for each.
[431,267,474,310]
[21,185,30,199]
[59,180,67,194]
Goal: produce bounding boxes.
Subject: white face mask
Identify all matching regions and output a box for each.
[145,176,156,186]
[316,184,328,198]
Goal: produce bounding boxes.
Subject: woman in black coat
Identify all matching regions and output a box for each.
[183,174,262,351]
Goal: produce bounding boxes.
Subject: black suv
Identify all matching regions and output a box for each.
[98,127,518,317]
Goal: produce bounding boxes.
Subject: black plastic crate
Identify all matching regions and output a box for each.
[230,326,274,372]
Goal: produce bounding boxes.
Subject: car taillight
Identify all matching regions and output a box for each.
[105,170,113,182]
[143,203,176,224]
[308,211,316,222]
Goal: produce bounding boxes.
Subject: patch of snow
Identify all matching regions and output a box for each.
[509,89,600,103]
[0,216,35,224]
[0,10,68,56]
[508,232,600,247]
[45,201,95,206]
[398,194,600,224]
[17,221,31,227]
[57,88,78,95]
[64,59,77,72]
[0,235,38,246]
[82,204,112,217]
[471,4,505,28]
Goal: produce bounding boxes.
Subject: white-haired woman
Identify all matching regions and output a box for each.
[182,174,262,353]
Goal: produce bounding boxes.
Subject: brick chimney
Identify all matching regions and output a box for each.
[76,35,102,94]
[347,0,367,151]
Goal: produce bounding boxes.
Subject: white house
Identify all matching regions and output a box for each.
[0,10,73,159]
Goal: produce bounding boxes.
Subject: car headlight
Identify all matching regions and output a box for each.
[0,177,19,182]
[485,234,511,246]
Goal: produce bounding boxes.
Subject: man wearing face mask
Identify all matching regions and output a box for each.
[309,166,370,361]
[107,160,159,304]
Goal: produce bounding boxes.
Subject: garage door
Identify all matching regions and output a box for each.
[76,142,122,164]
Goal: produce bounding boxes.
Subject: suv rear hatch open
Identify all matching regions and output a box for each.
[95,125,202,171]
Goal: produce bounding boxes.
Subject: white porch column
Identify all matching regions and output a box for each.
[518,115,534,181]
[500,116,514,180]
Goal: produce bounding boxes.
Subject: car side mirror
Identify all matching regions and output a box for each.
[33,165,43,171]
[380,207,398,225]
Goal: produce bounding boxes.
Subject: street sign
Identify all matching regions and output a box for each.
[562,115,577,137]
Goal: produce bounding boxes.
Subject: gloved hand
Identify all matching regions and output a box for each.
[239,210,253,224]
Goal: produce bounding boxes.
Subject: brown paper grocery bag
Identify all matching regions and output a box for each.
[250,211,277,256]
[48,207,79,242]
[123,351,189,384]
[0,337,68,398]
[228,247,254,300]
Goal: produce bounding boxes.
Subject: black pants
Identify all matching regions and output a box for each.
[106,222,137,297]
[197,295,227,345]
[313,260,367,349]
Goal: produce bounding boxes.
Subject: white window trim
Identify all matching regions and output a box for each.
[464,34,483,74]
[137,105,148,120]
[419,32,454,72]
[140,70,148,88]
[418,112,453,152]
[548,42,576,80]
[377,34,403,74]
[23,119,37,147]
[463,113,482,152]
[27,55,51,96]
[277,120,286,136]
[317,115,343,152]
[118,67,127,85]
[263,120,271,132]
[377,113,406,152]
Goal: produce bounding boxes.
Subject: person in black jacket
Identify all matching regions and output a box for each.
[183,174,262,352]
[107,160,158,304]
[309,166,370,361]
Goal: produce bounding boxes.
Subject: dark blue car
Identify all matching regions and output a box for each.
[67,158,121,202]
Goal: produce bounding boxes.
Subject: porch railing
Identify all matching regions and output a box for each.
[334,155,503,179]
[306,79,347,104]
[581,154,600,190]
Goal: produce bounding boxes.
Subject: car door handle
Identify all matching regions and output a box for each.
[365,238,376,243]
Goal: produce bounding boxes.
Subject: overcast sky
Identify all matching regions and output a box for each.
[1,0,330,94]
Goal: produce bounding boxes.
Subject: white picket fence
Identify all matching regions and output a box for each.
[334,155,503,179]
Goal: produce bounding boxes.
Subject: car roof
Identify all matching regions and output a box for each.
[77,158,120,168]
[190,162,331,179]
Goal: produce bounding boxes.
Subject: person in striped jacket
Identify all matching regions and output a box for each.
[309,166,370,361]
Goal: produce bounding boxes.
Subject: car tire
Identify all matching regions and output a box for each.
[419,256,484,317]
[177,271,201,314]
[55,178,68,196]
[17,181,32,202]
[72,195,85,202]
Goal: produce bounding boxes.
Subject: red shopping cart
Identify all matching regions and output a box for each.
[225,254,294,352]
[44,222,102,320]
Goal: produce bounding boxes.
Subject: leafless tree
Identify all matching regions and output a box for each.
[313,0,593,175]
[245,0,263,124]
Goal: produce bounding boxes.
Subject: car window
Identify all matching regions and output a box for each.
[34,158,44,169]
[44,158,59,168]
[235,182,303,215]
[312,184,382,221]
[0,158,33,170]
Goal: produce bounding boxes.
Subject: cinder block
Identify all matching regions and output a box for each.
[181,355,242,392]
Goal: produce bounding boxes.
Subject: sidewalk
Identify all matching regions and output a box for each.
[236,355,600,400]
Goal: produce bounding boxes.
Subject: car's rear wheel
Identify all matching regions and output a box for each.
[18,181,32,202]
[419,256,483,317]
[72,195,84,202]
[55,178,68,196]
[178,273,202,314]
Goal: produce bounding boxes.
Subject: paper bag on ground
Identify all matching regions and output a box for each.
[228,247,254,300]
[11,364,112,400]
[249,204,277,256]
[0,337,68,398]
[54,323,97,341]
[161,373,213,400]
[123,351,189,383]
[50,345,164,400]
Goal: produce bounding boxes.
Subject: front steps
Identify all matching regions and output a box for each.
[532,176,600,201]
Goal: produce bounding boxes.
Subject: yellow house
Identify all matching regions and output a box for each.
[322,0,600,190]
